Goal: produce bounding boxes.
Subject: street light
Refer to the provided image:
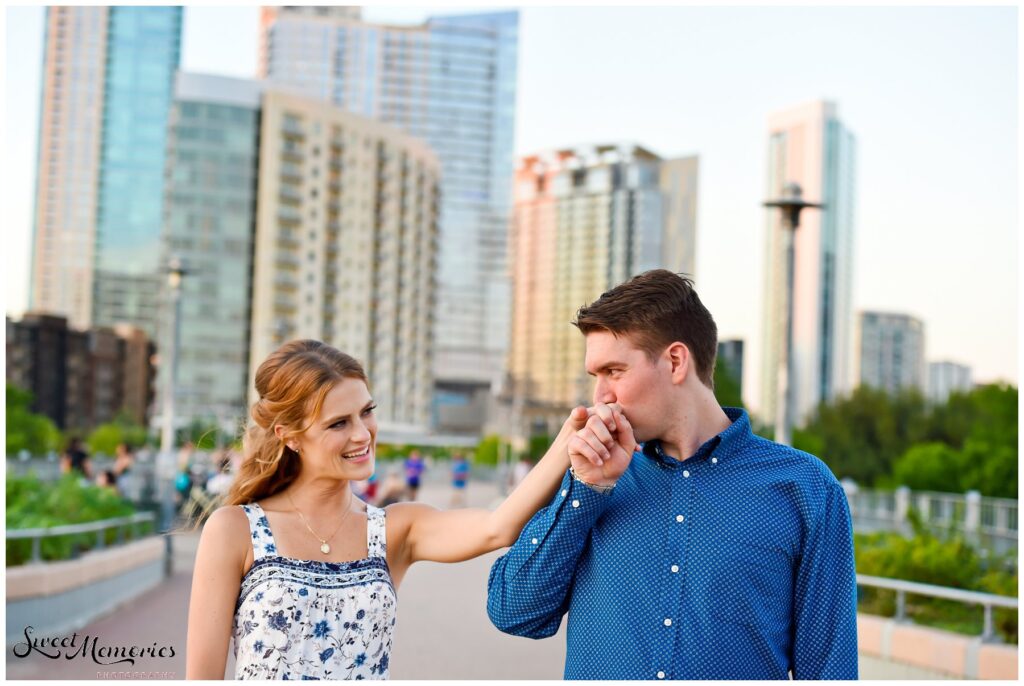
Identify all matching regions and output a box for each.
[158,255,188,531]
[763,182,823,446]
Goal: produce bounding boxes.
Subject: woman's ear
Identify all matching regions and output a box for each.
[274,424,292,450]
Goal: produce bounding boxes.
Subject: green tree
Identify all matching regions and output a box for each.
[713,357,744,409]
[927,384,1017,450]
[959,437,1017,498]
[891,442,964,492]
[475,434,502,466]
[86,412,149,455]
[5,383,62,456]
[527,434,551,460]
[180,419,221,450]
[795,386,929,485]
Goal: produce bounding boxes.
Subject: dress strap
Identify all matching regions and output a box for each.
[241,502,278,560]
[366,505,387,558]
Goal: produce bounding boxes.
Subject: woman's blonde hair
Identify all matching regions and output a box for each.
[224,339,368,506]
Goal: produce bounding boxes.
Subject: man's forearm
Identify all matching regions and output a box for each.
[487,470,613,637]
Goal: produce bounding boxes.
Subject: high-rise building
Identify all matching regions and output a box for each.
[29,7,109,329]
[927,361,973,404]
[760,100,855,426]
[29,7,183,337]
[717,339,744,398]
[508,145,699,432]
[258,7,518,432]
[248,90,441,429]
[92,8,183,336]
[855,311,925,394]
[6,314,155,433]
[158,73,264,431]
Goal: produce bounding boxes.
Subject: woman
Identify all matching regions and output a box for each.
[185,340,606,680]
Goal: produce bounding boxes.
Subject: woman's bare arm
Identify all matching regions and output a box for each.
[185,506,249,680]
[391,406,613,568]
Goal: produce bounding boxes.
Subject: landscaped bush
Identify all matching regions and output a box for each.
[854,511,1017,643]
[6,473,152,566]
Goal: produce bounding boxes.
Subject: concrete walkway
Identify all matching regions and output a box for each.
[7,481,950,680]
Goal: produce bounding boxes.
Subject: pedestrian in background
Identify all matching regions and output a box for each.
[61,437,92,479]
[450,452,470,507]
[404,449,425,501]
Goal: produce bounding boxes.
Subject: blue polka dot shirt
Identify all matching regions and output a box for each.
[487,408,858,680]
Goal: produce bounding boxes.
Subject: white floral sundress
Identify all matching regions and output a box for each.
[233,502,397,680]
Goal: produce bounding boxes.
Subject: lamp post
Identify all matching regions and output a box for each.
[158,256,188,531]
[763,182,823,446]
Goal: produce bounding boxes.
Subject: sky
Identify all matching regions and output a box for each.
[3,4,1018,414]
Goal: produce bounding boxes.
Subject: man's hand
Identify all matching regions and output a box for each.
[566,403,637,488]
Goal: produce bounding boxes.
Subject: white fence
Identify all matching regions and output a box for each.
[843,482,1017,554]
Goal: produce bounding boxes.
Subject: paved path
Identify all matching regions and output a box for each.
[7,481,949,680]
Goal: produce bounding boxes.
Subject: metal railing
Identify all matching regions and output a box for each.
[7,512,156,564]
[857,574,1018,642]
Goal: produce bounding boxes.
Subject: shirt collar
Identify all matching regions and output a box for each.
[639,407,752,466]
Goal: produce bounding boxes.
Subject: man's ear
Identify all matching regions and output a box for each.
[666,342,690,385]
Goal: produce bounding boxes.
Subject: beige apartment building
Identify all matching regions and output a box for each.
[249,91,440,429]
[30,7,108,329]
[508,144,698,434]
[258,7,519,434]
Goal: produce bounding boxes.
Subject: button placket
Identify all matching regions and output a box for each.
[656,460,688,680]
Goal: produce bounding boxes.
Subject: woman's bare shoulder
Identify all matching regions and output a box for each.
[200,505,252,547]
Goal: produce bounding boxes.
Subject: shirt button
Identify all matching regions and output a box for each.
[531,538,538,545]
[683,470,690,478]
[657,671,666,679]
[675,514,684,523]
[561,489,567,497]
[663,618,672,626]
[711,457,718,464]
[571,499,580,508]
[671,564,679,573]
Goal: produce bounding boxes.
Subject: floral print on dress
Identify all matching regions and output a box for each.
[233,503,396,680]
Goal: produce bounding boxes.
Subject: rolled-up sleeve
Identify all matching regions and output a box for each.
[486,470,614,638]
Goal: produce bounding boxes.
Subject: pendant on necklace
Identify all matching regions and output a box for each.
[320,543,331,554]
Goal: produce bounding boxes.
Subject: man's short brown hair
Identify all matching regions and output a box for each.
[572,269,718,388]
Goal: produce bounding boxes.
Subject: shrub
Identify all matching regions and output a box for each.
[854,519,1017,643]
[6,473,148,566]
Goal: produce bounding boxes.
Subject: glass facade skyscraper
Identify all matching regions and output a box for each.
[158,73,263,430]
[31,6,182,338]
[760,100,856,426]
[92,7,182,336]
[259,7,518,432]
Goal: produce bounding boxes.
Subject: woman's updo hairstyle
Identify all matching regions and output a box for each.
[224,340,368,505]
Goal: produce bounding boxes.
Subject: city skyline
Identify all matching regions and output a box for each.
[6,5,1017,418]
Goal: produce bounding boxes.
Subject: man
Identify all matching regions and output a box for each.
[486,270,858,680]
